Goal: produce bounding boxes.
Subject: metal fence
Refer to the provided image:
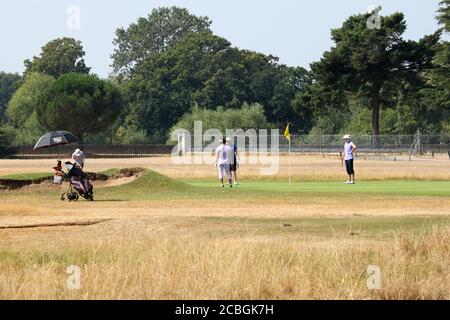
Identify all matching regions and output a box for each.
[0,134,449,159]
[0,144,174,159]
[184,134,450,154]
[280,134,450,153]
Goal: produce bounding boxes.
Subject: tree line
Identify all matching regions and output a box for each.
[0,3,449,146]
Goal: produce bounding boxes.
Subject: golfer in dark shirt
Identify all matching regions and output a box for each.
[226,137,239,186]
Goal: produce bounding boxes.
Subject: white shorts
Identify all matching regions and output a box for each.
[217,163,231,180]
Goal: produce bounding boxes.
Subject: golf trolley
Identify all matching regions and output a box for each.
[56,162,94,202]
[33,131,93,201]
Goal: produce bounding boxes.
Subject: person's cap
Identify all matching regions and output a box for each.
[226,137,231,142]
[342,134,351,140]
[75,148,81,153]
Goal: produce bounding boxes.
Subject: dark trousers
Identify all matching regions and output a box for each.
[345,159,354,175]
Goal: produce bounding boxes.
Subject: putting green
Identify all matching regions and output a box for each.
[184,180,450,197]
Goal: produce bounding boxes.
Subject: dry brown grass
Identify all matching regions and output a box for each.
[0,226,448,299]
[0,194,448,299]
[1,153,450,181]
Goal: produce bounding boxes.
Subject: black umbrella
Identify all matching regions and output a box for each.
[33,131,79,150]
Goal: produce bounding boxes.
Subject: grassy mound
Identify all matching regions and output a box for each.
[110,168,146,179]
[102,169,191,194]
[96,169,194,200]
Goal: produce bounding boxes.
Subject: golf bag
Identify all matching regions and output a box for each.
[60,162,94,201]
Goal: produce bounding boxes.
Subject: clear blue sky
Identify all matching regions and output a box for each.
[0,0,446,77]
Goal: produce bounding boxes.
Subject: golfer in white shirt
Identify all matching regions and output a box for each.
[215,138,233,188]
[71,149,85,169]
[342,134,357,184]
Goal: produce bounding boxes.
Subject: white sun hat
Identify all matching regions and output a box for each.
[226,137,231,142]
[342,134,351,140]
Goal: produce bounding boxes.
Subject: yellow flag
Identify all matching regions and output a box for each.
[284,124,290,142]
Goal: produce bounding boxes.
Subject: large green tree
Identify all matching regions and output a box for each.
[24,38,90,78]
[37,73,123,142]
[5,73,54,144]
[123,32,230,141]
[170,103,273,137]
[0,72,21,122]
[268,66,312,131]
[311,10,440,140]
[125,32,308,141]
[112,6,211,77]
[292,74,349,134]
[419,0,450,133]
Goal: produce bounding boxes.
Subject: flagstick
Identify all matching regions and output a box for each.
[288,138,291,186]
